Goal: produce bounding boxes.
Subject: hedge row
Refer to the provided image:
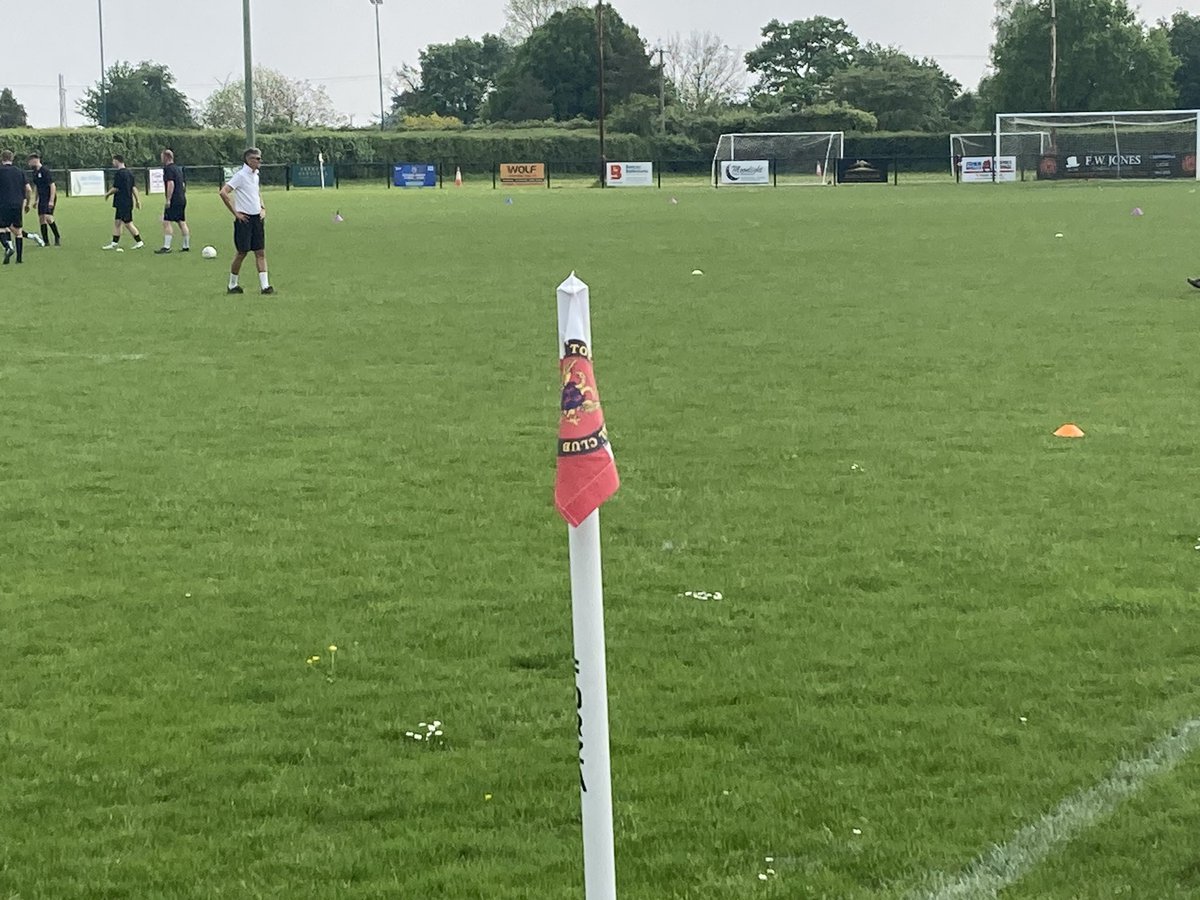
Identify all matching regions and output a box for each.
[0,127,955,171]
[0,127,687,171]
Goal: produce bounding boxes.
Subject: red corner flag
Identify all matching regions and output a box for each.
[555,274,619,527]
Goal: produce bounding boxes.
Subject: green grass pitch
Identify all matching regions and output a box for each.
[4,178,1200,899]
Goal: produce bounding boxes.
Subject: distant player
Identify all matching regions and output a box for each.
[156,148,190,253]
[219,147,274,295]
[0,149,32,265]
[28,153,60,246]
[102,154,143,250]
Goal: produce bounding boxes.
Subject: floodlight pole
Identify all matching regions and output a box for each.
[243,0,256,147]
[370,0,386,130]
[97,0,107,127]
[596,2,607,187]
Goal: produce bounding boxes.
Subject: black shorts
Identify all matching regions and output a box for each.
[114,204,134,224]
[0,205,21,229]
[233,214,265,253]
[37,198,54,216]
[163,201,186,222]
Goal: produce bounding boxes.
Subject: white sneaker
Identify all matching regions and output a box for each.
[132,241,145,249]
[101,242,119,250]
[29,233,46,247]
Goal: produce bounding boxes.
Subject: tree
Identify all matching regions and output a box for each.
[985,0,1178,112]
[201,67,345,130]
[0,88,28,128]
[80,61,196,127]
[487,4,657,122]
[1166,12,1200,108]
[828,44,961,131]
[386,64,421,121]
[946,90,982,130]
[664,31,746,112]
[407,35,511,124]
[744,17,859,107]
[501,0,587,44]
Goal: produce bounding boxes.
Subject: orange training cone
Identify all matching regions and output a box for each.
[1053,423,1085,438]
[454,166,463,187]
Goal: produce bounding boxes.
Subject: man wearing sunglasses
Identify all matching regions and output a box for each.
[219,147,274,295]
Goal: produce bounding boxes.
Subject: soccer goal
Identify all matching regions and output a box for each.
[712,132,843,186]
[949,131,1051,178]
[996,110,1200,180]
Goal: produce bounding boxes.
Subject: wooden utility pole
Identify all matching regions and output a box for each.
[1050,0,1058,112]
[656,46,665,136]
[596,2,607,186]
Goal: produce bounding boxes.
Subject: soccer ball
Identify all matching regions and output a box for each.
[201,246,217,259]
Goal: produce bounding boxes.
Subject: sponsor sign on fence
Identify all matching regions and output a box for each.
[606,162,653,187]
[500,162,546,185]
[837,158,890,184]
[69,169,106,197]
[1038,152,1197,180]
[394,163,438,187]
[718,160,770,185]
[290,164,335,187]
[960,156,1017,183]
[148,167,165,194]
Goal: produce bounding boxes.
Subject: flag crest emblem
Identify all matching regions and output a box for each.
[555,338,619,526]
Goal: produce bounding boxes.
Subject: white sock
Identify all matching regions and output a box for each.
[163,234,173,249]
[259,271,269,289]
[229,273,239,289]
[181,235,189,249]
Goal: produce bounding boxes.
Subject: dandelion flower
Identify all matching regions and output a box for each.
[328,644,338,652]
[484,793,493,801]
[851,828,862,835]
[758,873,768,881]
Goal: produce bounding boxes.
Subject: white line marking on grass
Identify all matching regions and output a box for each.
[12,350,147,364]
[912,717,1200,900]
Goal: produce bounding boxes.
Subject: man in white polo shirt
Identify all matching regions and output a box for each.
[218,147,274,295]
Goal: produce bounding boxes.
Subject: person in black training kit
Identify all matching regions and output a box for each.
[102,154,143,250]
[0,149,32,265]
[28,153,61,246]
[156,148,189,253]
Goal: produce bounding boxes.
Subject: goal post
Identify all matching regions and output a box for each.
[949,131,1050,178]
[996,110,1200,180]
[712,132,843,186]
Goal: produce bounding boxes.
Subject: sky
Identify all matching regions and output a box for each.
[4,0,1192,129]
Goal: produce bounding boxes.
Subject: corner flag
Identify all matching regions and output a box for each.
[555,272,619,900]
[555,274,619,526]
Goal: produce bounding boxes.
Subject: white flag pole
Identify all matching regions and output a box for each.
[557,273,618,900]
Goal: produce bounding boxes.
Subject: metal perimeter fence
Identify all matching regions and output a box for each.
[56,156,1143,196]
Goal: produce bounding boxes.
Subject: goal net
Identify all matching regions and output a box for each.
[996,110,1200,180]
[950,131,1050,177]
[712,132,843,186]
